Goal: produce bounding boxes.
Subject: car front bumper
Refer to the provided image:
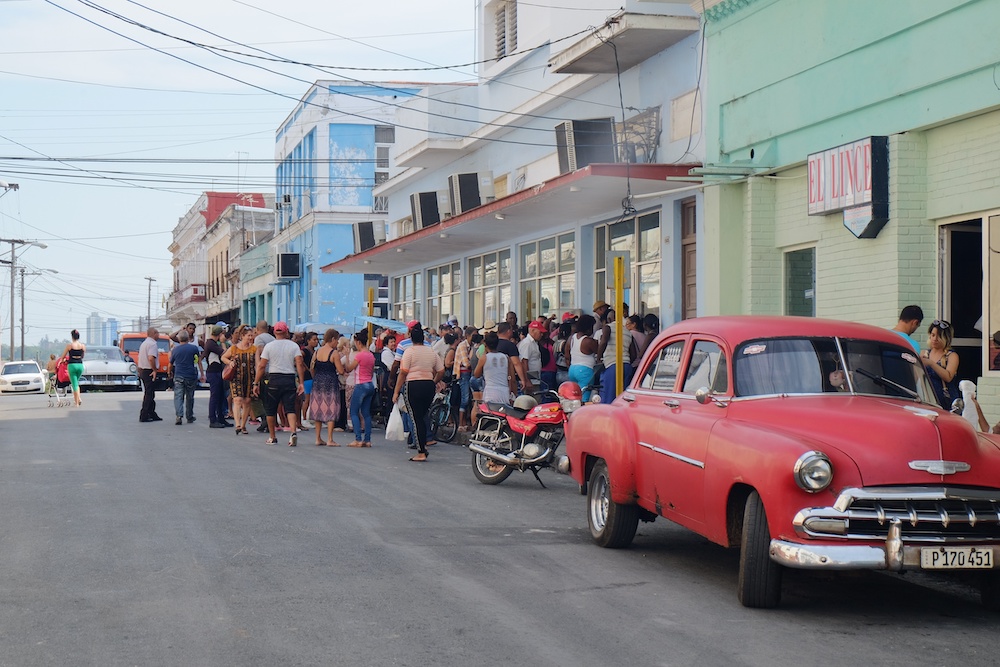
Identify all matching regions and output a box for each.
[79,375,141,390]
[771,520,999,571]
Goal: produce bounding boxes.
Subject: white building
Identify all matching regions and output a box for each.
[323,1,705,329]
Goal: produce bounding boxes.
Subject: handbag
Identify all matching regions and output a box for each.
[385,404,405,441]
[222,362,236,381]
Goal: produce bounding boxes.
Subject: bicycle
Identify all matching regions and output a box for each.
[428,378,460,443]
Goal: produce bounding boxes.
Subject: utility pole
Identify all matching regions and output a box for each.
[145,276,156,330]
[0,237,46,361]
[20,268,58,359]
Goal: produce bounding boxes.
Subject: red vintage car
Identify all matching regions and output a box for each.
[564,315,1000,609]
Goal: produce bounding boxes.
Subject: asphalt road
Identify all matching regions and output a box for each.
[1,391,999,666]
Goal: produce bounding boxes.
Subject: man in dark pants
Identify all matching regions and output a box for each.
[205,325,231,428]
[138,327,162,422]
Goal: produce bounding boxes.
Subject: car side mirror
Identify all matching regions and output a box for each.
[696,386,729,408]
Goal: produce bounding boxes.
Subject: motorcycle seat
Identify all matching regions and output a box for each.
[485,402,531,420]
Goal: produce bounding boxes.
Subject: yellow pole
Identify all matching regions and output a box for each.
[614,256,624,396]
[367,287,375,343]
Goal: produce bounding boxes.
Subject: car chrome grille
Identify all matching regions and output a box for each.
[845,497,1000,540]
[796,487,1000,543]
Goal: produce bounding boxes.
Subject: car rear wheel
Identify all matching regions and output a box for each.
[587,460,638,548]
[737,490,782,608]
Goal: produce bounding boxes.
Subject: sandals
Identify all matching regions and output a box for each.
[315,440,327,446]
[288,433,297,447]
[326,441,341,447]
[409,453,428,462]
[347,441,364,448]
[361,441,372,447]
[265,437,278,445]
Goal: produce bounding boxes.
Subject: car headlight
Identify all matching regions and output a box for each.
[128,363,137,374]
[794,451,833,492]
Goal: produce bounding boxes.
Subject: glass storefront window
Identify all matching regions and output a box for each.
[594,211,660,318]
[393,270,422,323]
[638,213,660,262]
[519,233,576,321]
[469,248,511,327]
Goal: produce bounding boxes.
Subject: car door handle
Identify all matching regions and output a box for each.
[663,399,679,408]
[621,393,635,403]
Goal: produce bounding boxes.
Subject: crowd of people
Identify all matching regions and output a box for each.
[56,301,1000,448]
[116,301,663,463]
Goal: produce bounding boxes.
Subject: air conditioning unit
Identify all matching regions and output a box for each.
[555,118,617,174]
[410,190,451,228]
[276,253,301,279]
[447,171,495,215]
[354,220,387,253]
[402,218,416,236]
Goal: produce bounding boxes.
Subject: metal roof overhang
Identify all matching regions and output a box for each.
[549,13,700,74]
[322,163,700,275]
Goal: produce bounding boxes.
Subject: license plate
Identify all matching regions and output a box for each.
[921,546,994,569]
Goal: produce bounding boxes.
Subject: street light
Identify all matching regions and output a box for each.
[0,238,47,361]
[19,267,58,360]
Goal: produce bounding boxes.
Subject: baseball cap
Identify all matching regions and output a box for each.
[562,312,577,322]
[479,318,498,335]
[593,300,609,311]
[273,321,289,332]
[528,320,546,332]
[406,320,420,331]
[447,316,459,325]
[215,321,228,329]
[211,325,224,335]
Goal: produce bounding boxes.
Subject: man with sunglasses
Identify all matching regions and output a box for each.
[891,305,923,353]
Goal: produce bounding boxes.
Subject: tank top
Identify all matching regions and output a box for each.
[483,352,509,394]
[570,334,595,368]
[355,350,375,384]
[68,347,84,363]
[602,327,633,367]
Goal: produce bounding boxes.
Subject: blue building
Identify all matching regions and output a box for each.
[270,81,422,331]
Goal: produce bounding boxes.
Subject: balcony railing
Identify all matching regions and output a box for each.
[169,284,207,310]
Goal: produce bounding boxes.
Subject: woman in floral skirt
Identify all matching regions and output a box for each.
[310,328,347,446]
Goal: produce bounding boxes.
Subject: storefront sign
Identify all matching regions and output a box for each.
[807,136,889,238]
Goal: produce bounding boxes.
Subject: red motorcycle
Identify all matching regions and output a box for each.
[467,382,583,486]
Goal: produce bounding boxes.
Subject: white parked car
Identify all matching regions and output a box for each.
[79,346,140,391]
[0,360,46,393]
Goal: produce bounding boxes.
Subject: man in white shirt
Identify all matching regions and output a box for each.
[518,320,544,387]
[138,327,162,423]
[253,321,305,446]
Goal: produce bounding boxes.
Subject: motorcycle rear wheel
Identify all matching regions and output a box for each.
[471,450,514,485]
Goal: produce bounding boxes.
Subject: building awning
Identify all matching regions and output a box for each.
[549,13,700,75]
[322,163,700,275]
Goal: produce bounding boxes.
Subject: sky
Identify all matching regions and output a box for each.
[0,0,476,352]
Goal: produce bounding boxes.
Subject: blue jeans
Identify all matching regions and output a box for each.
[350,381,375,443]
[207,371,226,423]
[568,365,595,402]
[459,372,472,414]
[173,376,198,419]
[600,363,634,405]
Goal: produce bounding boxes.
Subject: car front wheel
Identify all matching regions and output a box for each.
[587,460,638,548]
[737,490,782,608]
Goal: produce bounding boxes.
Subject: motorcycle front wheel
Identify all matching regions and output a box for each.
[471,450,514,485]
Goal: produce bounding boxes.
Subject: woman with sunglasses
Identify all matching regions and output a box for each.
[922,319,961,409]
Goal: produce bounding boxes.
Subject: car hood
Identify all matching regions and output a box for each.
[727,395,1000,487]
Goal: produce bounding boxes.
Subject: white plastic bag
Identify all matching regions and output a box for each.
[385,403,405,441]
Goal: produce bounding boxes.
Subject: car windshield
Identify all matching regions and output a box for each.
[87,347,125,361]
[121,338,169,353]
[733,336,937,403]
[3,362,40,375]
